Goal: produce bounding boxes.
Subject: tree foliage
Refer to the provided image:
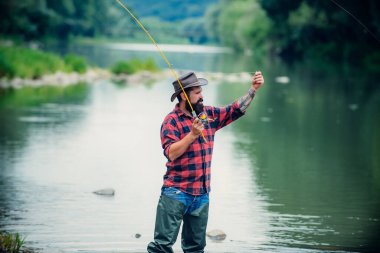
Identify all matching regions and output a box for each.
[0,0,120,40]
[122,0,217,22]
[259,0,380,62]
[0,0,216,44]
[205,0,380,64]
[204,0,272,52]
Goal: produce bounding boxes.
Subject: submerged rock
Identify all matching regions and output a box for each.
[93,188,115,196]
[275,76,290,84]
[206,229,226,241]
[348,104,359,111]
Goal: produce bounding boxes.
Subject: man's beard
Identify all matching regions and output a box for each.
[186,98,204,115]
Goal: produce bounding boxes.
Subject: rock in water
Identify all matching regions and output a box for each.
[206,229,226,241]
[275,76,290,84]
[93,188,115,196]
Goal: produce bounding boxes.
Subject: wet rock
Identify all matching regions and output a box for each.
[275,76,290,84]
[348,104,359,111]
[93,188,115,196]
[135,233,141,238]
[206,229,226,241]
[260,116,271,123]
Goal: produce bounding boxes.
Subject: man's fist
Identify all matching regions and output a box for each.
[252,71,264,91]
[191,118,204,137]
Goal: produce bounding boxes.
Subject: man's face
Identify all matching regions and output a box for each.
[189,86,203,105]
[184,86,204,114]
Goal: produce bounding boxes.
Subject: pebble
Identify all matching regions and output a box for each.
[206,229,226,241]
[275,76,290,84]
[93,188,115,196]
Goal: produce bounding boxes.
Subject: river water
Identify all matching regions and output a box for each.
[0,43,379,252]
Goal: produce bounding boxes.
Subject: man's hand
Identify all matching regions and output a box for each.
[191,118,204,137]
[252,71,264,91]
[168,118,203,161]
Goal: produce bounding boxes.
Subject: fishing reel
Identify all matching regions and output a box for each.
[198,111,209,125]
[192,111,208,125]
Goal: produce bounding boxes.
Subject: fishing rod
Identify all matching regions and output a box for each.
[115,0,207,143]
[329,0,380,43]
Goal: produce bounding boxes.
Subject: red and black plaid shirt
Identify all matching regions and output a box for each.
[160,102,244,195]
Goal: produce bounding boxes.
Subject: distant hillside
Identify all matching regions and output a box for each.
[124,0,218,21]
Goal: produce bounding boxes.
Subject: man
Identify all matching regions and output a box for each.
[147,71,264,253]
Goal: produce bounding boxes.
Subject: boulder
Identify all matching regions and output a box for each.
[93,188,115,196]
[206,229,226,241]
[275,76,290,84]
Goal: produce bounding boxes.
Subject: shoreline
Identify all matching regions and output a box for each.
[0,69,254,90]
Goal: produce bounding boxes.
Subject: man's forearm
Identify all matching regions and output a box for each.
[237,87,256,113]
[168,133,198,161]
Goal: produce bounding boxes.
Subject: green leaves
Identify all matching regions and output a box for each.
[64,54,87,74]
[110,58,159,75]
[206,0,272,52]
[0,46,88,79]
[0,46,64,79]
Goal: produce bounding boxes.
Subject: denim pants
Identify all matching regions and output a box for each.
[147,187,210,253]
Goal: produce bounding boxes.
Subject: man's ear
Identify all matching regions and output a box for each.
[180,92,186,101]
[181,88,192,101]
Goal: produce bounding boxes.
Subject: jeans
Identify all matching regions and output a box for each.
[147,187,210,253]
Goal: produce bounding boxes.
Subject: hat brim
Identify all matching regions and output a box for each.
[170,78,208,102]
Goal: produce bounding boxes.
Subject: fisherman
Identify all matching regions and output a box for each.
[147,71,264,253]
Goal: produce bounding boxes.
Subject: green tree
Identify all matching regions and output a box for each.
[258,0,380,62]
[207,0,271,52]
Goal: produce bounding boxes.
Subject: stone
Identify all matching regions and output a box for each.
[275,76,290,84]
[348,104,359,111]
[93,188,115,196]
[206,229,226,241]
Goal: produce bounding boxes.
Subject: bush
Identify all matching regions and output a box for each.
[143,58,160,72]
[0,46,65,79]
[0,46,88,79]
[110,58,160,75]
[111,61,135,75]
[64,54,87,73]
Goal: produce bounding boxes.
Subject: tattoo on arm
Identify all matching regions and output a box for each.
[237,87,256,113]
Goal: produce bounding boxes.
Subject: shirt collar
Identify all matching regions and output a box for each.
[173,103,193,119]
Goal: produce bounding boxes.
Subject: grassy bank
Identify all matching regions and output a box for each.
[0,45,161,84]
[0,231,30,253]
[0,45,87,79]
[110,58,160,75]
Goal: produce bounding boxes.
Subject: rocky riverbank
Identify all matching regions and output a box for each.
[0,68,110,89]
[0,68,256,90]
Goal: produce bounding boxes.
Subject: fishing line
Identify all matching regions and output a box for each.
[115,0,207,142]
[329,0,380,43]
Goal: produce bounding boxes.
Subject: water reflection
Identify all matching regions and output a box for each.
[0,45,379,252]
[0,84,90,235]
[215,59,380,251]
[0,84,90,170]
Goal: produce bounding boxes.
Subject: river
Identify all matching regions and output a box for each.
[0,43,379,252]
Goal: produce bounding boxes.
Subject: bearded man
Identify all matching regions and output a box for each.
[147,71,264,253]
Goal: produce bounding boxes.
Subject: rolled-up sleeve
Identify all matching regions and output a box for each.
[214,101,244,131]
[161,117,180,160]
